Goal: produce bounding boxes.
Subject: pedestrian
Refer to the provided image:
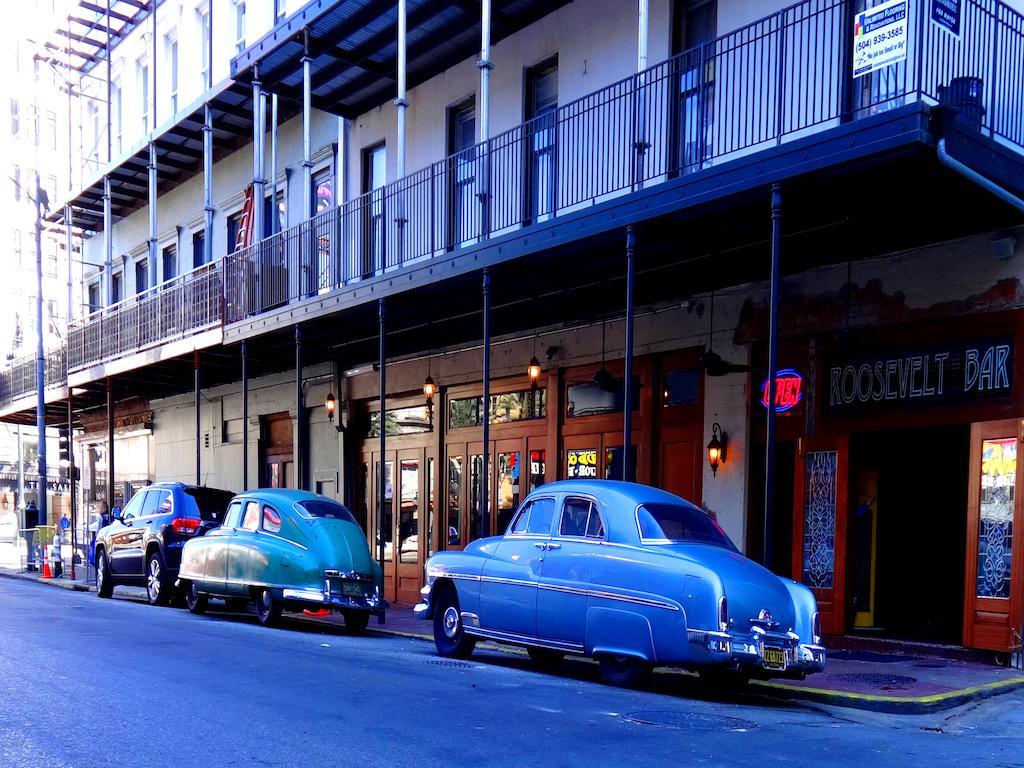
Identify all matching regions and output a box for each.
[51,526,63,579]
[23,500,39,572]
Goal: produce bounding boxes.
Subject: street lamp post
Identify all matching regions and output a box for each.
[34,173,49,528]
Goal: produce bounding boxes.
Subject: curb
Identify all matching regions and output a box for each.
[0,568,93,592]
[7,571,1020,714]
[363,621,1024,714]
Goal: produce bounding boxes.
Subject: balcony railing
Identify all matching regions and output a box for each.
[0,348,67,405]
[225,0,1024,323]
[67,260,223,372]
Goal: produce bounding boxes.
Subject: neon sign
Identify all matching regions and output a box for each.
[760,369,804,412]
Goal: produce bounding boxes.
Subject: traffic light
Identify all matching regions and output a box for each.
[58,427,71,468]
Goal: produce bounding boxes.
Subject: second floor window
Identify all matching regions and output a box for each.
[86,102,99,163]
[113,82,123,155]
[162,244,177,283]
[192,229,206,268]
[112,272,122,304]
[9,99,18,137]
[360,142,386,278]
[138,60,150,134]
[274,0,286,22]
[234,1,246,55]
[11,165,19,201]
[87,283,99,314]
[198,9,211,90]
[524,58,558,224]
[135,258,149,294]
[167,36,179,115]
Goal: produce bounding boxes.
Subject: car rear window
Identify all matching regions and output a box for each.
[636,503,736,550]
[294,500,358,524]
[183,488,236,522]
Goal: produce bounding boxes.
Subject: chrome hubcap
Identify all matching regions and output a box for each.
[261,591,271,612]
[147,560,160,600]
[443,606,460,639]
[97,559,104,589]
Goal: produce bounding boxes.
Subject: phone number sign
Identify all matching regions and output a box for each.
[853,0,908,78]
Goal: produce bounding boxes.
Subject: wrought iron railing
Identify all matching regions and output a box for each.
[0,348,67,405]
[225,0,1024,322]
[66,260,223,371]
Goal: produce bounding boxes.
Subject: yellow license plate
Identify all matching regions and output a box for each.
[762,647,787,670]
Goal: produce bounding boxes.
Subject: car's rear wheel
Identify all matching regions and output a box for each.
[255,588,282,627]
[432,585,475,659]
[599,654,651,688]
[145,551,171,606]
[343,610,370,634]
[527,647,564,671]
[184,581,207,615]
[96,550,113,599]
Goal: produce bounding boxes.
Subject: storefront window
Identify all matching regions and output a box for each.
[448,390,546,429]
[663,370,700,406]
[399,460,419,564]
[496,452,521,532]
[604,445,637,481]
[566,448,598,479]
[447,455,462,546]
[977,438,1015,599]
[529,449,546,492]
[566,378,639,417]
[369,405,433,437]
[381,461,394,561]
[427,458,435,557]
[802,451,837,590]
[469,454,491,540]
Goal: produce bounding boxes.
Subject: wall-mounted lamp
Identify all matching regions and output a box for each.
[528,356,542,388]
[325,392,343,432]
[423,375,436,403]
[707,422,727,477]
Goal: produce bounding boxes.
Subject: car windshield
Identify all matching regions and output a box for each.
[294,500,357,524]
[183,488,235,521]
[636,503,736,550]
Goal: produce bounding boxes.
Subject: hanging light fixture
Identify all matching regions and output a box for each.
[528,356,542,386]
[324,392,337,423]
[423,375,436,403]
[707,422,727,476]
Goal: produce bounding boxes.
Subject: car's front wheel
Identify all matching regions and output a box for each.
[255,588,282,627]
[432,585,475,659]
[96,550,113,599]
[184,581,207,615]
[145,551,171,606]
[343,610,370,634]
[598,654,651,688]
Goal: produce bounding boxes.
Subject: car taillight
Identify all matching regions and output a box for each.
[718,595,729,632]
[171,518,200,535]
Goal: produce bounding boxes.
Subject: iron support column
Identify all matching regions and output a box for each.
[34,172,47,525]
[478,0,492,236]
[203,104,213,265]
[270,94,279,235]
[302,31,312,222]
[481,269,491,539]
[65,205,73,326]
[106,377,114,512]
[764,183,783,568]
[194,352,201,485]
[252,67,265,246]
[148,142,157,286]
[637,0,649,70]
[295,325,304,491]
[67,395,76,580]
[103,176,112,304]
[396,0,408,179]
[623,225,636,481]
[378,299,386,572]
[241,342,249,489]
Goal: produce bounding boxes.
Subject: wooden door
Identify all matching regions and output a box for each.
[659,425,702,504]
[262,412,293,489]
[793,434,849,637]
[963,419,1024,651]
[395,449,424,605]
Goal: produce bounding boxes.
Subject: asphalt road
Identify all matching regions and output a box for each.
[1,578,1023,768]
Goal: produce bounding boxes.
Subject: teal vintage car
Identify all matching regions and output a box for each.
[176,489,385,630]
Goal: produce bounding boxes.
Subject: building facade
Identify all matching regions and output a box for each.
[4,0,1024,653]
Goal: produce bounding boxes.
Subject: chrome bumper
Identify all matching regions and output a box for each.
[690,628,826,676]
[281,578,388,618]
[413,582,432,619]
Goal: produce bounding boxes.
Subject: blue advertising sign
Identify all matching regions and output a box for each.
[932,0,961,36]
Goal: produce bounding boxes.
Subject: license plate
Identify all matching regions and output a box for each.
[762,646,787,670]
[340,581,366,597]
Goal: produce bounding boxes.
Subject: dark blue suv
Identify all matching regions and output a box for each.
[95,483,235,605]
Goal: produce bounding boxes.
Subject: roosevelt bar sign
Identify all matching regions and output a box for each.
[827,337,1013,415]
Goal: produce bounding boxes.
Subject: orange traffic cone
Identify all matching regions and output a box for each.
[41,559,52,579]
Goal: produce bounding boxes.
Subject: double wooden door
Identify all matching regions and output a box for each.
[364,446,436,605]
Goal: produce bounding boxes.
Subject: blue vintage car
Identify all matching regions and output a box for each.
[416,480,825,686]
[177,489,385,630]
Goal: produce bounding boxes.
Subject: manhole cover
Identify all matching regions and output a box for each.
[426,659,474,668]
[828,672,917,687]
[624,711,757,731]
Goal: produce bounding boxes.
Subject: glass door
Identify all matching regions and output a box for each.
[792,434,848,636]
[395,449,423,605]
[964,419,1024,651]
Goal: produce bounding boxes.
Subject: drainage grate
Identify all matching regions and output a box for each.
[828,672,917,688]
[624,711,758,731]
[426,659,474,669]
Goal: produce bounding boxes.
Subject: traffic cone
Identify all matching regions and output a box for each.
[41,559,52,579]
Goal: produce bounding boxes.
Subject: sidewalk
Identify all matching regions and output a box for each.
[0,566,94,592]
[5,567,1022,713]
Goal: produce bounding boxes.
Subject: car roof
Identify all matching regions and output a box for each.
[144,482,233,493]
[530,480,699,509]
[234,489,333,508]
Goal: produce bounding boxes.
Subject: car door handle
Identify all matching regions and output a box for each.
[546,543,561,551]
[534,542,547,550]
